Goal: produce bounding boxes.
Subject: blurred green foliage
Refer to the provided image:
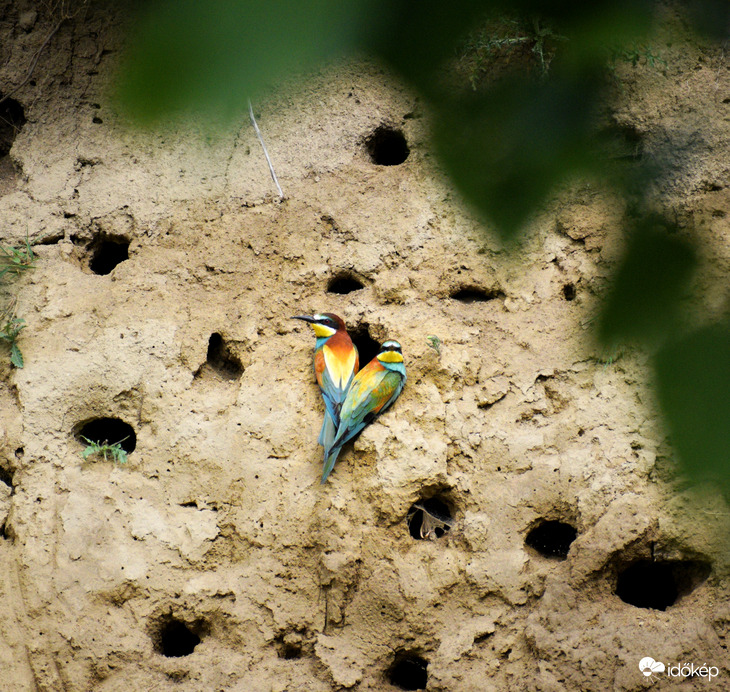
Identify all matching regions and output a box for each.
[655,324,730,488]
[115,0,378,119]
[115,0,730,495]
[598,218,697,347]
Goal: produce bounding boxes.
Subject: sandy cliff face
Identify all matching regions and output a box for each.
[0,2,729,690]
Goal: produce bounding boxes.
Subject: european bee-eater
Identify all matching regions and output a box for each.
[322,340,406,483]
[291,313,359,452]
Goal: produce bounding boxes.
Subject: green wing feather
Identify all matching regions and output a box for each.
[321,366,404,483]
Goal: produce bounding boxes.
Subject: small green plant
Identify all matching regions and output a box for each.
[606,42,667,85]
[457,14,567,89]
[612,42,667,69]
[0,315,26,368]
[0,236,35,368]
[0,237,35,280]
[80,436,129,465]
[426,335,442,355]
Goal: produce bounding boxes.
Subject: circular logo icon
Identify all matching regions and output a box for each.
[639,657,665,677]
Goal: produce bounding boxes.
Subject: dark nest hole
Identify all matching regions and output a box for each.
[204,332,243,379]
[562,283,576,301]
[327,273,365,295]
[525,520,577,559]
[0,95,26,158]
[365,125,410,166]
[0,465,12,488]
[450,286,505,303]
[88,234,130,275]
[277,641,302,660]
[388,652,428,691]
[615,559,712,611]
[350,324,381,366]
[274,632,305,660]
[0,465,11,539]
[154,616,207,658]
[75,417,136,453]
[407,496,454,540]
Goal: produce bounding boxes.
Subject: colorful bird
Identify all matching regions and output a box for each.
[291,313,359,452]
[322,340,406,483]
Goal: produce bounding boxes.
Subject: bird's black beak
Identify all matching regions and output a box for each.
[291,315,316,323]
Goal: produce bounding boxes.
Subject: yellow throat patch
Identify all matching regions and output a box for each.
[378,351,403,363]
[312,323,336,338]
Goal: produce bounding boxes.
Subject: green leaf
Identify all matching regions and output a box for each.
[598,219,697,346]
[10,343,23,368]
[115,0,381,122]
[369,0,487,89]
[654,323,730,492]
[11,318,26,338]
[81,445,97,460]
[431,74,603,240]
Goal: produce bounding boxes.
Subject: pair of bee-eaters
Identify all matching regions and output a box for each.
[292,313,406,483]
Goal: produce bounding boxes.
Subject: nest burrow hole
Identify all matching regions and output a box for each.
[408,496,453,540]
[206,332,244,379]
[562,283,576,301]
[154,616,205,658]
[388,652,429,691]
[89,234,130,275]
[615,559,711,611]
[350,324,381,366]
[450,286,505,303]
[0,95,26,158]
[327,273,365,294]
[278,641,302,660]
[525,520,577,559]
[365,125,410,166]
[0,466,13,488]
[75,417,136,453]
[275,633,304,660]
[0,465,11,539]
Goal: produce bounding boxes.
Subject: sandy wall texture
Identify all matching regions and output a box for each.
[0,2,729,690]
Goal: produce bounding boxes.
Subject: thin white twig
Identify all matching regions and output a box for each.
[248,99,284,199]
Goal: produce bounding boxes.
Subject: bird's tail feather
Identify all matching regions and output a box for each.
[318,411,337,448]
[321,445,342,484]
